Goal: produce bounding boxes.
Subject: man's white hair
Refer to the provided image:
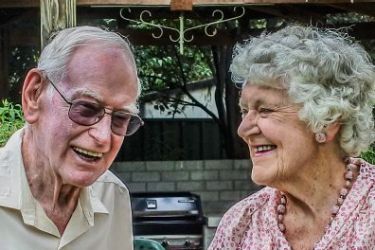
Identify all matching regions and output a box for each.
[38,26,141,98]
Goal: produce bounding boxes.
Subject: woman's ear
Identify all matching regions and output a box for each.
[325,122,341,143]
[22,69,46,124]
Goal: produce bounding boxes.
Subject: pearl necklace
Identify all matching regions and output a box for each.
[276,161,359,233]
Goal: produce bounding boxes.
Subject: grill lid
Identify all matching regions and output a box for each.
[131,192,203,218]
[131,192,206,237]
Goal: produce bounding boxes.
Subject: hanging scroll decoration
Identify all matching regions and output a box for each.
[40,0,76,48]
[119,6,245,55]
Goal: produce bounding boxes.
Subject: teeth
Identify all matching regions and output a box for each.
[73,147,103,158]
[255,145,275,153]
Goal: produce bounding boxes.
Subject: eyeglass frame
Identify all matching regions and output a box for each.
[44,75,144,136]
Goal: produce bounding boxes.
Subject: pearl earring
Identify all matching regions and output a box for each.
[315,132,326,143]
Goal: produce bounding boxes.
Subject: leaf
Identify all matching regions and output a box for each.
[0,99,24,146]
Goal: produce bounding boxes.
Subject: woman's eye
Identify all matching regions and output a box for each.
[258,107,275,117]
[259,107,274,113]
[240,109,248,118]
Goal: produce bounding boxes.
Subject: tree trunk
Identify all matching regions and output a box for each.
[213,43,248,159]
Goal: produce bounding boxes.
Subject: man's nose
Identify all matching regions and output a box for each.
[88,114,112,144]
[237,110,260,139]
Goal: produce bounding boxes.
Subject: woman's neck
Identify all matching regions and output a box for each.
[277,154,359,250]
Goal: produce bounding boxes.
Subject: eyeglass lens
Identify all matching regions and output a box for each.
[68,100,142,136]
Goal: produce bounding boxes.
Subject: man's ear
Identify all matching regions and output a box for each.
[22,69,47,124]
[325,122,341,143]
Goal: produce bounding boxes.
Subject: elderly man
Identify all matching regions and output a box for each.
[0,26,143,249]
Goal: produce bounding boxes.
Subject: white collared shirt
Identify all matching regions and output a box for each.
[0,129,133,250]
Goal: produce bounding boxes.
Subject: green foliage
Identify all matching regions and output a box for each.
[362,144,375,165]
[326,12,375,25]
[0,100,24,147]
[133,44,213,116]
[134,44,213,92]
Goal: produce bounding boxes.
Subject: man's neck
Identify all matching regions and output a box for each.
[21,128,81,235]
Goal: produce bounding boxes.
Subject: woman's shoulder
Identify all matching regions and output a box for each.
[358,159,375,182]
[229,186,274,212]
[355,159,375,204]
[208,187,278,250]
[219,187,276,224]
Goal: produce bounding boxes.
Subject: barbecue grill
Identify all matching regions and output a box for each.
[131,192,207,250]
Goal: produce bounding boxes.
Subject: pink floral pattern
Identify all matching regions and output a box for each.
[209,161,375,250]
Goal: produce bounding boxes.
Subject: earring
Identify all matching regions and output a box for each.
[315,132,326,143]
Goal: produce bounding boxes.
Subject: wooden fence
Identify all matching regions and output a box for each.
[116,119,232,161]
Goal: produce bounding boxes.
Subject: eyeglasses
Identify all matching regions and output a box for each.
[46,77,144,136]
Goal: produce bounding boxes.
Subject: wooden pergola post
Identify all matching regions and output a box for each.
[40,0,76,48]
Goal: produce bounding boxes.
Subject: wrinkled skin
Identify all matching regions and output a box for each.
[21,43,138,234]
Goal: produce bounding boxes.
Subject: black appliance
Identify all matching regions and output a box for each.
[131,192,206,250]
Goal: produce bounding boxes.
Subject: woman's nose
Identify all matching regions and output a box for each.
[237,110,260,139]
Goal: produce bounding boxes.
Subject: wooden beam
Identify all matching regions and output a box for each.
[1,0,374,8]
[77,0,375,6]
[170,0,193,11]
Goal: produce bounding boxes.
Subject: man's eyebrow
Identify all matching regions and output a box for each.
[70,87,139,114]
[70,88,103,102]
[123,103,139,114]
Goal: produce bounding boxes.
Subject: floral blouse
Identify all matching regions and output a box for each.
[208,161,375,250]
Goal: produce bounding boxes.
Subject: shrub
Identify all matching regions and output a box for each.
[362,145,375,165]
[0,100,25,146]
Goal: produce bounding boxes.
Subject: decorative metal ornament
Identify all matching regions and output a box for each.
[120,7,245,55]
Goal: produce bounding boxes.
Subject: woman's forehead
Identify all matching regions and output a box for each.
[241,84,287,99]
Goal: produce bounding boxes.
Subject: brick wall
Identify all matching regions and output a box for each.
[110,159,262,215]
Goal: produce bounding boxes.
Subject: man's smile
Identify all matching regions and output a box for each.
[72,146,103,161]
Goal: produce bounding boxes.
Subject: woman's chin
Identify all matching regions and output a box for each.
[251,174,270,186]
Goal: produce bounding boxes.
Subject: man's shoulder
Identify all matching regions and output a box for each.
[0,129,24,209]
[0,129,23,159]
[94,170,128,191]
[90,170,130,209]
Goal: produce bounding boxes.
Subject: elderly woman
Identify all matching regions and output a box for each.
[209,25,375,249]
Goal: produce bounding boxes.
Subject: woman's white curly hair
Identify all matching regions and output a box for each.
[231,25,375,156]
